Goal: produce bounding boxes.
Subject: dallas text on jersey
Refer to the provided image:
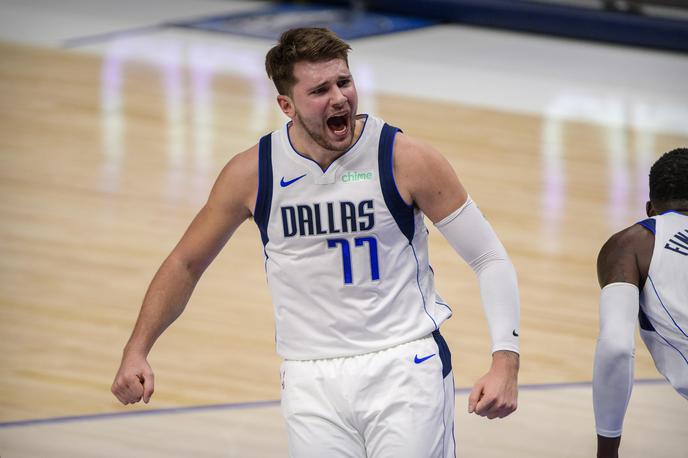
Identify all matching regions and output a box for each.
[281,200,375,237]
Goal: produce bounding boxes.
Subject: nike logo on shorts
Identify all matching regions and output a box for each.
[280,174,307,187]
[414,353,436,364]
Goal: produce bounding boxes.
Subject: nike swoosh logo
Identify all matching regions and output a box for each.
[414,353,436,364]
[280,174,307,187]
[513,329,519,337]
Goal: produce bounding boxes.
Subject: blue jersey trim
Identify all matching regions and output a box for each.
[637,218,656,234]
[412,244,438,330]
[451,376,457,457]
[378,123,415,242]
[638,307,655,332]
[643,313,688,366]
[435,300,453,313]
[441,375,447,458]
[254,133,273,247]
[432,330,452,378]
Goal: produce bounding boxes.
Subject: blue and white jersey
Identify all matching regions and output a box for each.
[254,114,452,360]
[637,211,688,399]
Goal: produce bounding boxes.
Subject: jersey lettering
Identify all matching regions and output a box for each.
[281,200,375,238]
[665,228,688,256]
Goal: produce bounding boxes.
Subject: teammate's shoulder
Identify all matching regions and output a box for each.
[601,223,653,253]
[597,222,654,273]
[597,221,655,287]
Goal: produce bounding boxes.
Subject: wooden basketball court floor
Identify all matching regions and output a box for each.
[1,2,687,456]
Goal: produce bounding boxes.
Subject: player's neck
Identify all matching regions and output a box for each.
[288,118,364,170]
[655,206,688,216]
[651,202,688,216]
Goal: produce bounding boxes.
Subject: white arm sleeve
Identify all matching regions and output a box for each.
[593,282,638,437]
[434,197,520,354]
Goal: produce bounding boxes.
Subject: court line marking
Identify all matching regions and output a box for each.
[0,378,667,429]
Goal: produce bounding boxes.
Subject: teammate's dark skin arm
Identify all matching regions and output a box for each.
[594,203,655,458]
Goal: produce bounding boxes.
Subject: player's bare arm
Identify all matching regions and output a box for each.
[393,133,520,419]
[111,145,259,405]
[391,133,467,222]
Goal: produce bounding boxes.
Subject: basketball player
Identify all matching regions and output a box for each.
[112,28,520,457]
[593,148,688,458]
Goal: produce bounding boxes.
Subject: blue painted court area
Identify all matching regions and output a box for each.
[170,4,439,40]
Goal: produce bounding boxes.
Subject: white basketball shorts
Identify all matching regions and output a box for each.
[280,331,456,458]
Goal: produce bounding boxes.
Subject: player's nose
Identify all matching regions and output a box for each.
[331,86,347,108]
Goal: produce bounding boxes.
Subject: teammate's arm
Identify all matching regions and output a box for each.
[393,134,520,419]
[111,146,258,405]
[593,225,652,457]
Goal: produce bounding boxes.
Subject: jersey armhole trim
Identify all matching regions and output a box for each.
[636,218,656,234]
[254,133,273,246]
[378,123,415,242]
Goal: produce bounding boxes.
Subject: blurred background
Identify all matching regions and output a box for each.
[0,1,686,456]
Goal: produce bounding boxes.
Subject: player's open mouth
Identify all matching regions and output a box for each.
[326,114,349,137]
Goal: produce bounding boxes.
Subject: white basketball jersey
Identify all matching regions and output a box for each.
[638,211,688,399]
[254,115,452,360]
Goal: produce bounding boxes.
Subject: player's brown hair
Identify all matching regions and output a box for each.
[265,28,351,96]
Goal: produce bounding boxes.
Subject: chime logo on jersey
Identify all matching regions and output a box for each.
[341,170,374,183]
[281,200,375,237]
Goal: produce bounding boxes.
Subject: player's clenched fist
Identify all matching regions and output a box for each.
[111,354,155,405]
[468,350,519,419]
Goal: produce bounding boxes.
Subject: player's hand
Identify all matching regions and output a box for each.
[111,352,155,405]
[468,350,519,419]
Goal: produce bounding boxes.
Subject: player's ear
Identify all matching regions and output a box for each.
[646,201,655,217]
[277,95,296,119]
